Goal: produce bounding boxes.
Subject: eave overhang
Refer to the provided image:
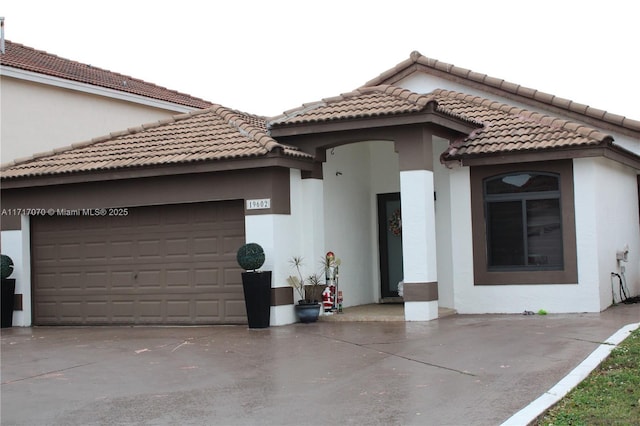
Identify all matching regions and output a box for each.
[269,108,480,139]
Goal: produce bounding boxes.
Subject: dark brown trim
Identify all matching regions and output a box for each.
[403,282,438,301]
[456,145,640,170]
[270,110,478,138]
[277,124,465,175]
[396,128,434,171]
[13,293,22,311]
[271,286,294,306]
[1,167,291,231]
[470,160,578,285]
[1,215,21,230]
[1,153,314,189]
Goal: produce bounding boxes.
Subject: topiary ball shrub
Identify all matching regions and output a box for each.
[236,243,265,271]
[1,254,14,280]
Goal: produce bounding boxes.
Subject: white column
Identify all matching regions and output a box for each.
[400,170,439,321]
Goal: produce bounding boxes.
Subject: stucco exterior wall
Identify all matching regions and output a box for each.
[449,164,603,314]
[574,157,640,309]
[1,76,190,163]
[323,142,376,307]
[433,137,455,309]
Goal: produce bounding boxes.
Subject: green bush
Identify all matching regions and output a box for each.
[1,254,14,279]
[236,243,265,271]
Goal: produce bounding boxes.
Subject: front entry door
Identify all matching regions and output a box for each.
[378,193,403,299]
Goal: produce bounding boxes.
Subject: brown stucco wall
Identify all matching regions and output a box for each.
[1,166,291,231]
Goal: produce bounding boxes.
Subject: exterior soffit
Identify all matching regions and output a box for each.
[454,145,640,170]
[268,109,479,139]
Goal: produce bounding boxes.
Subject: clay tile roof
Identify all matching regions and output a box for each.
[269,85,469,126]
[1,40,214,109]
[365,51,640,136]
[0,106,311,179]
[433,89,614,160]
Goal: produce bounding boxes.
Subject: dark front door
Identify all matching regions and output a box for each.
[378,193,404,299]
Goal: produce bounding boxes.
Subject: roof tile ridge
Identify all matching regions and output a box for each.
[362,52,420,87]
[364,85,435,109]
[218,105,282,152]
[268,100,327,126]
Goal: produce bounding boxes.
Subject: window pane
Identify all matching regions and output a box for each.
[488,201,524,266]
[486,173,559,194]
[526,199,563,267]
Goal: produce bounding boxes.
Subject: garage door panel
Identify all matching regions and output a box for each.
[195,300,219,319]
[32,201,246,325]
[224,299,248,322]
[194,237,218,256]
[86,301,109,321]
[166,238,189,257]
[110,240,134,258]
[194,268,219,287]
[224,235,246,255]
[110,270,134,288]
[223,267,244,288]
[166,269,190,287]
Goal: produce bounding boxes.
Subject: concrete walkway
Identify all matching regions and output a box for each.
[1,303,638,425]
[318,303,456,322]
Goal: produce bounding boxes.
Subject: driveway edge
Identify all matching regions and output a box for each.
[501,321,640,426]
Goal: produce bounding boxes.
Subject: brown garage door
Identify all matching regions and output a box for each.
[31,201,246,325]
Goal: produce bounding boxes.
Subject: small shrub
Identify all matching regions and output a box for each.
[1,254,14,280]
[236,243,265,271]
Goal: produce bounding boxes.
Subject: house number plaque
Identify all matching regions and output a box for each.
[246,198,271,210]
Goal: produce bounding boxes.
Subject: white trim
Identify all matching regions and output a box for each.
[405,300,438,321]
[1,65,198,113]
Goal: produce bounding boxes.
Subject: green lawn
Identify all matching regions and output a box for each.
[536,327,640,426]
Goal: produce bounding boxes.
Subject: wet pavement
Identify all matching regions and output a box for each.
[1,303,639,426]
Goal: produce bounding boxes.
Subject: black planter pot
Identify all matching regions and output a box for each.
[241,271,272,329]
[295,303,321,323]
[1,279,16,328]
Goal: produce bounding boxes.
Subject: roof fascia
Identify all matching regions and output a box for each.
[0,154,314,189]
[1,66,198,113]
[454,145,640,170]
[269,110,478,138]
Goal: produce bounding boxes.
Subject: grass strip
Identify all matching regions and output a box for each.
[536,327,640,426]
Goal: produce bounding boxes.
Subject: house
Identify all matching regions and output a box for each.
[1,49,638,327]
[0,40,213,163]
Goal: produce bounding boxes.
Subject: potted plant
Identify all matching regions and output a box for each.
[1,254,15,328]
[236,243,271,329]
[287,257,324,323]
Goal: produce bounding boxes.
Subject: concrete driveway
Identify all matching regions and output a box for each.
[1,303,639,426]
